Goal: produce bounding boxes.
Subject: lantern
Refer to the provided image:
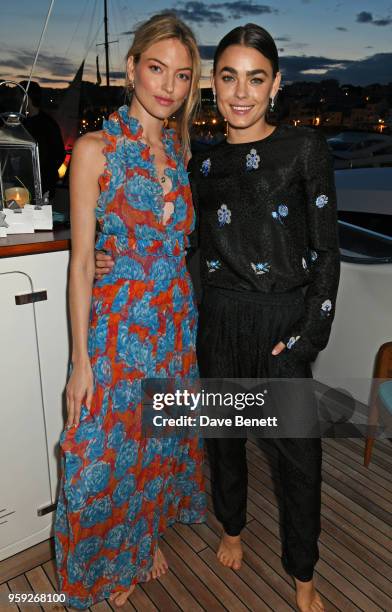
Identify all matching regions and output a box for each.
[0,81,42,209]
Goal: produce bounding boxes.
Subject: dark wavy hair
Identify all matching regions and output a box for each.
[213,23,279,76]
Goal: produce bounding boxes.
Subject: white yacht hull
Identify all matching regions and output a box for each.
[0,250,69,560]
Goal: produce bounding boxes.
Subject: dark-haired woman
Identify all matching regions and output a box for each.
[96,22,340,612]
[188,24,339,612]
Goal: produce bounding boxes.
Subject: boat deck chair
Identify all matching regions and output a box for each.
[364,341,392,467]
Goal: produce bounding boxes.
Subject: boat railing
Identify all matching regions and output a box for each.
[338,220,392,264]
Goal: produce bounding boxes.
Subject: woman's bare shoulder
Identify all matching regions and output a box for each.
[70,132,107,181]
[73,131,106,158]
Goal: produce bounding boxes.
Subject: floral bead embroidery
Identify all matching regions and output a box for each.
[217,203,232,227]
[287,335,301,349]
[251,262,270,275]
[315,194,328,208]
[201,158,211,177]
[246,148,260,171]
[320,299,332,317]
[310,249,318,263]
[206,260,221,273]
[302,257,308,270]
[272,204,289,224]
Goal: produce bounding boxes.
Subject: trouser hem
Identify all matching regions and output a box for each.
[222,523,246,537]
[290,571,314,582]
[282,555,317,582]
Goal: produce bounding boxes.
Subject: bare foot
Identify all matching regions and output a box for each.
[217,532,243,570]
[109,584,136,607]
[295,578,325,612]
[151,546,169,579]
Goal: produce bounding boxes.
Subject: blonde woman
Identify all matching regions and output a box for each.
[54,13,206,609]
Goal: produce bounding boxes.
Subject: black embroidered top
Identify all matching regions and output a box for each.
[187,125,341,364]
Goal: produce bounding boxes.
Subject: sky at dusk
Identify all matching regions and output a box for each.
[1,0,391,88]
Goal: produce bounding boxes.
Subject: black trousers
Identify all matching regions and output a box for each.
[197,286,322,582]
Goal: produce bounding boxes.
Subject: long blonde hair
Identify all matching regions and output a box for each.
[125,12,201,155]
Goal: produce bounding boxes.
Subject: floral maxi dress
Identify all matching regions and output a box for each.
[54,106,206,609]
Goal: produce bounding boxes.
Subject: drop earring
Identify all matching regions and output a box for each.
[269,96,275,112]
[126,79,134,102]
[213,90,216,106]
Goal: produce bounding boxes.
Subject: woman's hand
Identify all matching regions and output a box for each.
[95,251,114,279]
[65,360,94,428]
[272,341,286,356]
[66,132,103,430]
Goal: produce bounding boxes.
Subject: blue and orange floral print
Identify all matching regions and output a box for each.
[54,106,206,609]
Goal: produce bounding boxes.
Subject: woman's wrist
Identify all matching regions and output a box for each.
[71,354,90,367]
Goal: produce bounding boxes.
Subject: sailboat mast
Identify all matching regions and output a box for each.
[104,0,110,87]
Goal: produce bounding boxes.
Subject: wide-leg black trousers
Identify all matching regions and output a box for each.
[197,286,322,582]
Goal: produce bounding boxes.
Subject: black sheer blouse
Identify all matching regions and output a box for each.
[187,125,341,364]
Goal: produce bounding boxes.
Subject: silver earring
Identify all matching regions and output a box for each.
[213,90,216,105]
[269,96,275,111]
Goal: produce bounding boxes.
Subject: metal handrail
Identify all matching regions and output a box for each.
[0,81,29,122]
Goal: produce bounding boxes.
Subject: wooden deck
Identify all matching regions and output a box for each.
[1,438,391,611]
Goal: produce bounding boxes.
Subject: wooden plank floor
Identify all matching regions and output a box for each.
[1,438,391,611]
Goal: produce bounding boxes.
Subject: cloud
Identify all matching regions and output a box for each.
[279,55,351,82]
[0,59,27,71]
[3,48,391,88]
[192,46,392,85]
[0,50,76,79]
[280,52,392,85]
[199,45,217,60]
[286,42,309,50]
[336,26,347,31]
[174,2,226,24]
[356,11,373,23]
[211,2,278,19]
[16,74,73,85]
[356,11,392,26]
[373,18,392,26]
[173,1,277,25]
[275,36,291,41]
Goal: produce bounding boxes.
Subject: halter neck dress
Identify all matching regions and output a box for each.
[54,105,206,609]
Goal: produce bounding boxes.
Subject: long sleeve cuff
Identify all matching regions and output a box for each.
[281,130,341,367]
